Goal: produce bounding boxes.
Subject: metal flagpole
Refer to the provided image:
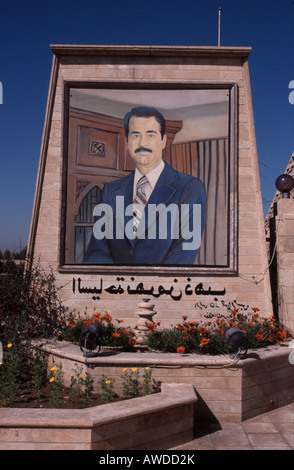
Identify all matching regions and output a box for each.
[218,7,221,47]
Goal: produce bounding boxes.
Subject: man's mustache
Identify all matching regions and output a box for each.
[135,146,152,154]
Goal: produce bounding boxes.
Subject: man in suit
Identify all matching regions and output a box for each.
[84,106,206,265]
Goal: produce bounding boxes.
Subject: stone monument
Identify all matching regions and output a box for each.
[27,45,273,327]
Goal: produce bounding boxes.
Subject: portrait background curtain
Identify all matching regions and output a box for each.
[169,138,229,266]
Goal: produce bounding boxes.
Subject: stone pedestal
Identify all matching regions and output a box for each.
[135,299,157,345]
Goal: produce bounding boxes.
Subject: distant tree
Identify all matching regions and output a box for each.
[0,250,3,259]
[19,246,27,260]
[3,249,11,260]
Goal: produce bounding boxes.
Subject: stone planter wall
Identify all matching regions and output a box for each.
[42,341,294,423]
[0,383,196,450]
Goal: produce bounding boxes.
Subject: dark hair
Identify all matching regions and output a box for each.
[124,106,166,139]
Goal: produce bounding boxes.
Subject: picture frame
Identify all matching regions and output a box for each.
[59,81,238,275]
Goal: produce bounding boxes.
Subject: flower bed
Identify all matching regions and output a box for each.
[62,308,292,355]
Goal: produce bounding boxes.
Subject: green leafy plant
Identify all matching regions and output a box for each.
[31,351,48,399]
[121,367,141,399]
[121,367,156,399]
[48,363,64,408]
[141,367,153,396]
[69,363,94,408]
[0,343,20,407]
[0,259,68,407]
[98,374,116,404]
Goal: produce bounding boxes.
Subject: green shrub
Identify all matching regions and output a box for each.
[0,259,67,406]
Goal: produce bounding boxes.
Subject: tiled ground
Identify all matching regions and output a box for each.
[173,403,294,450]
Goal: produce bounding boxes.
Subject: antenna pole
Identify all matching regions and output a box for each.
[218,7,221,47]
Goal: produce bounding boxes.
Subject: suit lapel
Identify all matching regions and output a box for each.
[109,173,135,245]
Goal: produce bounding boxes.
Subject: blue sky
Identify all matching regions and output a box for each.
[0,0,293,251]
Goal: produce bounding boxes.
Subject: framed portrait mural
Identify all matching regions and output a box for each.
[60,82,237,274]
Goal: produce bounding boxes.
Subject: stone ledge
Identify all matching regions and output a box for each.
[50,44,252,59]
[39,338,293,367]
[0,383,197,450]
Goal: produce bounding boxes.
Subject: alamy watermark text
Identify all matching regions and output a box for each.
[93,197,202,251]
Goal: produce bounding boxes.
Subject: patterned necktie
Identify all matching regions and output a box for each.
[133,176,151,233]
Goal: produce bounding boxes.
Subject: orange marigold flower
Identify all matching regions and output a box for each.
[112,332,120,338]
[68,320,76,329]
[256,332,264,341]
[148,322,158,332]
[116,319,123,323]
[182,315,188,321]
[217,328,225,335]
[252,307,260,312]
[199,338,210,347]
[128,337,137,346]
[276,330,287,342]
[187,321,199,327]
[103,313,112,323]
[92,313,101,322]
[199,327,209,336]
[121,329,129,335]
[83,320,92,326]
[177,346,185,354]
